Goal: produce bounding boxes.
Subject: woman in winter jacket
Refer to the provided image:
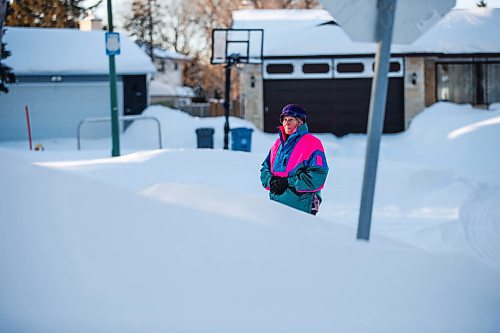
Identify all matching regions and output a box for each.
[260,104,329,215]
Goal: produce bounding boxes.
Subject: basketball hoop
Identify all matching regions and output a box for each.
[211,29,264,149]
[211,29,264,65]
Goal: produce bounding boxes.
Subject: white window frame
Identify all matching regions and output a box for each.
[263,57,404,80]
[263,59,333,79]
[333,57,404,78]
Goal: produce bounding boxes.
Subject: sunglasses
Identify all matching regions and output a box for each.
[281,110,302,119]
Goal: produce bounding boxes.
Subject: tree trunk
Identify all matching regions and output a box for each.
[0,0,6,46]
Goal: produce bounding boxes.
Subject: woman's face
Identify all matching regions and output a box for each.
[282,116,300,135]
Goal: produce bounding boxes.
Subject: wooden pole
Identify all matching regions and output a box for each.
[24,105,33,150]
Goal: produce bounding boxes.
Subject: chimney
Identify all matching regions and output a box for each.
[79,10,103,31]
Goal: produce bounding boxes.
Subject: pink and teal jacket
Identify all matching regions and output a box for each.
[260,124,329,214]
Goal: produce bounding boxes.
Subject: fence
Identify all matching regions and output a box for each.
[180,101,242,118]
[77,115,162,150]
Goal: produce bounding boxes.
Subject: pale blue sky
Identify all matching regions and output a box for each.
[91,0,500,30]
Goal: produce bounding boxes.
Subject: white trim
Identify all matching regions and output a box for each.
[263,59,333,79]
[334,57,404,78]
[263,57,404,80]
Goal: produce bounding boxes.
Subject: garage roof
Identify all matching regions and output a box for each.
[232,8,500,57]
[3,27,156,75]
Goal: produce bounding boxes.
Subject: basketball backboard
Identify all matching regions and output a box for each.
[211,29,264,65]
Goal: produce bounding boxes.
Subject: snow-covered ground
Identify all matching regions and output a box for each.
[1,102,499,332]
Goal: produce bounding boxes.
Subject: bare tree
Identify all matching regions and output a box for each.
[163,0,201,55]
[7,0,103,28]
[123,0,164,59]
[0,0,6,43]
[122,0,321,99]
[1,2,17,94]
[194,0,242,56]
[248,0,319,9]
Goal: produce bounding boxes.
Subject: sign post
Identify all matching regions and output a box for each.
[106,0,120,157]
[319,0,455,240]
[357,0,396,240]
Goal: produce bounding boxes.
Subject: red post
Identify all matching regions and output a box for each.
[24,105,33,150]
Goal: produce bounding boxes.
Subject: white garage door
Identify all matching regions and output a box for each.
[0,81,124,141]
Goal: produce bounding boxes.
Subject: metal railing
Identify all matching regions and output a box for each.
[77,115,162,150]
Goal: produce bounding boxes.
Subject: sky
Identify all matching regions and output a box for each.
[90,0,500,30]
[1,101,500,332]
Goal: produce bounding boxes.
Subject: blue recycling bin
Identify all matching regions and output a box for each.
[195,127,214,148]
[231,127,253,152]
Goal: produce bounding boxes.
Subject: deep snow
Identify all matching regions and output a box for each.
[1,102,499,332]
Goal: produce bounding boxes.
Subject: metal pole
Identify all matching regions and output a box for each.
[223,60,232,150]
[357,0,397,241]
[107,0,120,157]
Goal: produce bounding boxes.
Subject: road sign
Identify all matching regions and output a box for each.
[319,0,455,44]
[319,0,454,241]
[105,32,121,56]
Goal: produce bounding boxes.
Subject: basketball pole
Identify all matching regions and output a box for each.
[223,59,232,150]
[223,55,239,150]
[211,29,263,150]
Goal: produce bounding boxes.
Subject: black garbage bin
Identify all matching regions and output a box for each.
[231,127,253,152]
[195,127,214,148]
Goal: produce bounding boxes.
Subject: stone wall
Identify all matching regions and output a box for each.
[239,64,264,130]
[404,57,426,128]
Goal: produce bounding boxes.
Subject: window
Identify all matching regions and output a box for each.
[389,61,401,72]
[371,61,401,72]
[302,63,330,74]
[266,64,293,74]
[436,62,500,105]
[337,63,364,73]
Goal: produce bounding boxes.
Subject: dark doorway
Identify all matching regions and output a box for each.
[263,78,404,135]
[123,75,147,116]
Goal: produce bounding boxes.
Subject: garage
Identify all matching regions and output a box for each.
[0,77,124,141]
[234,8,500,135]
[262,58,404,135]
[0,27,155,141]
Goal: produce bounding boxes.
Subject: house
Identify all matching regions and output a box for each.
[232,8,500,135]
[0,26,156,141]
[148,47,194,107]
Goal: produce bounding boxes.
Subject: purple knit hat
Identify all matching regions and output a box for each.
[280,104,307,122]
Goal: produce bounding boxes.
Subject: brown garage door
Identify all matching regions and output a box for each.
[263,78,404,135]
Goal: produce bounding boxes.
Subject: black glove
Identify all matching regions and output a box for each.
[270,176,288,195]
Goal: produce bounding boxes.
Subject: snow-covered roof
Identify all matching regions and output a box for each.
[232,8,500,57]
[3,27,156,75]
